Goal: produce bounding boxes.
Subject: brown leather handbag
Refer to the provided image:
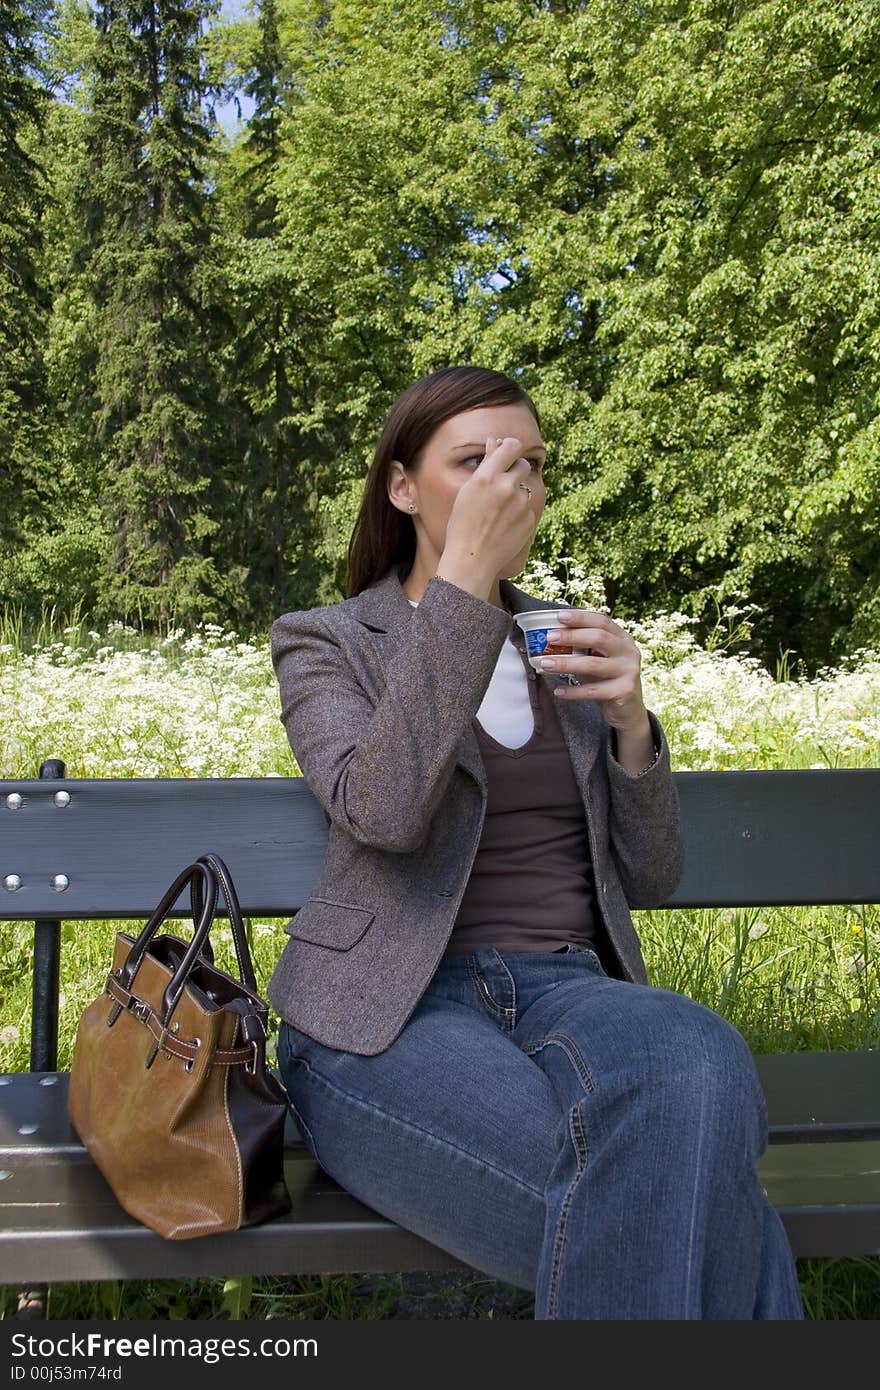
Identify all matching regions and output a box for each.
[68,853,291,1239]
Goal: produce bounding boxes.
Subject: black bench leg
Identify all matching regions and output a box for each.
[15,761,66,1323]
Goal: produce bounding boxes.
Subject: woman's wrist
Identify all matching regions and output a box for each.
[611,715,659,777]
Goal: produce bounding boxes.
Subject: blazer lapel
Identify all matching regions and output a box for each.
[352,564,603,799]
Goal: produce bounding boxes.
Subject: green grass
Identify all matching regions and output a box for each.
[0,1272,538,1321]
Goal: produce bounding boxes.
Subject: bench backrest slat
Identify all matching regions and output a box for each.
[669,768,880,906]
[2,769,879,919]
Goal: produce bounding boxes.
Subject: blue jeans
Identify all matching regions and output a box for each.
[277,944,805,1320]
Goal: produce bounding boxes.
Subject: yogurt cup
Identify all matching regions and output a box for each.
[513,609,589,673]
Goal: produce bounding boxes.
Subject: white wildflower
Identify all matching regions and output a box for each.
[2,605,877,784]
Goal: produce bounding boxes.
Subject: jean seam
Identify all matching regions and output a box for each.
[683,1039,708,1317]
[277,1054,324,1166]
[520,1033,599,1094]
[517,1033,598,1319]
[547,1100,590,1320]
[284,1053,545,1201]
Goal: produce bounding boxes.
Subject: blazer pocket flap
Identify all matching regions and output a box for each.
[286,896,375,951]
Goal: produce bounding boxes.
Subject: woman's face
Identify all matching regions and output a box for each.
[388,402,547,578]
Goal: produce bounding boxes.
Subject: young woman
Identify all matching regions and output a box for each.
[268,365,805,1320]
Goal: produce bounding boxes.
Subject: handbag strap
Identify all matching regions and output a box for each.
[119,860,221,1024]
[190,853,258,994]
[119,855,261,1030]
[120,860,217,999]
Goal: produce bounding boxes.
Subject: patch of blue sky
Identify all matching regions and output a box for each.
[214,0,255,133]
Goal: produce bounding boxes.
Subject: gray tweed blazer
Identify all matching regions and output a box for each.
[267,562,684,1055]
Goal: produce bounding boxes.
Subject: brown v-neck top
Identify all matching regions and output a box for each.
[444,613,604,957]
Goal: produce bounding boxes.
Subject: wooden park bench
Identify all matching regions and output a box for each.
[1,759,878,1304]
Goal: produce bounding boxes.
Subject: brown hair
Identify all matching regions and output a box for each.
[346,366,541,598]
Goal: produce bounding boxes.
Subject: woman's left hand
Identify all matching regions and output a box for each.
[539,610,648,732]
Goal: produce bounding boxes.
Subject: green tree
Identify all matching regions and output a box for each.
[68,0,239,628]
[253,0,880,669]
[7,0,878,668]
[0,0,52,588]
[216,0,334,619]
[574,0,880,670]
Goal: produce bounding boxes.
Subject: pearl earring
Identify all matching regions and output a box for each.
[409,504,415,512]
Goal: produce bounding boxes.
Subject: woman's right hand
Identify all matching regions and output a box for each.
[442,436,537,576]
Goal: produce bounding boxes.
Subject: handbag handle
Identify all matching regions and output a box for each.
[189,852,257,994]
[120,856,259,1025]
[120,859,217,995]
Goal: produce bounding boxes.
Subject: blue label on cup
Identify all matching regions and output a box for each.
[524,627,552,656]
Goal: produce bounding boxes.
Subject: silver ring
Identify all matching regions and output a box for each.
[518,483,532,498]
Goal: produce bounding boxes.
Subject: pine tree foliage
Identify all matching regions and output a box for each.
[0,0,52,570]
[216,0,334,620]
[68,0,236,627]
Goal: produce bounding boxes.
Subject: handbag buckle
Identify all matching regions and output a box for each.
[124,995,160,1066]
[147,1019,181,1068]
[128,996,152,1024]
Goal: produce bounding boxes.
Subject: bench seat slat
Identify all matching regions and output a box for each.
[2,1074,880,1282]
[0,1156,470,1284]
[757,1140,880,1258]
[1,1143,878,1281]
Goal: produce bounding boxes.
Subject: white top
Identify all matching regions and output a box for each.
[407,597,534,749]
